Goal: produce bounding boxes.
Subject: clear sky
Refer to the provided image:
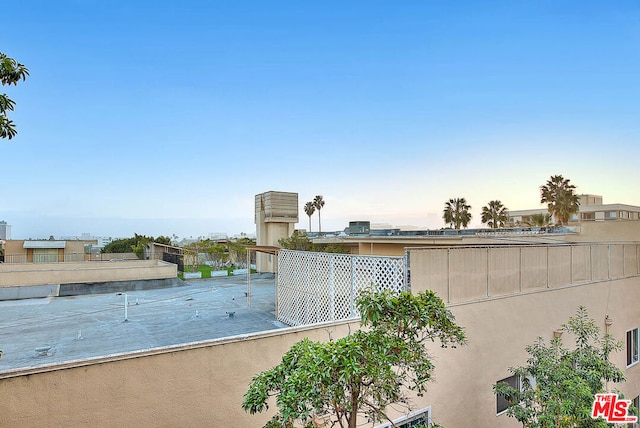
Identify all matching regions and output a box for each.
[2,0,639,239]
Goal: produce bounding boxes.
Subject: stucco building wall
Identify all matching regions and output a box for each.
[0,246,639,427]
[0,260,177,288]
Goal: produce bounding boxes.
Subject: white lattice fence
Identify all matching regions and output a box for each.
[277,250,406,326]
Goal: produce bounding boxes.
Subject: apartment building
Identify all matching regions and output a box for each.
[508,194,640,225]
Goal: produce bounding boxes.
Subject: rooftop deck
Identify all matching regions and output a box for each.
[0,273,284,372]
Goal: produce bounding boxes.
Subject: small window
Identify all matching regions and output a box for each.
[376,407,431,428]
[606,211,618,219]
[496,375,519,414]
[628,328,639,367]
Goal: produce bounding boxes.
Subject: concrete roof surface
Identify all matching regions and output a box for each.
[0,273,284,372]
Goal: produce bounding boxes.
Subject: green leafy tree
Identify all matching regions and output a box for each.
[313,195,325,233]
[278,231,348,254]
[102,233,164,259]
[243,288,466,428]
[481,200,508,229]
[318,242,347,254]
[1,52,29,139]
[228,239,253,268]
[207,241,228,269]
[442,197,472,229]
[493,306,625,428]
[540,175,580,226]
[155,235,172,245]
[102,237,138,254]
[303,201,316,233]
[278,230,314,251]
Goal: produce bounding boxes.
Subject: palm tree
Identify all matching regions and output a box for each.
[313,195,325,233]
[525,213,552,227]
[540,175,580,225]
[481,200,508,229]
[304,201,316,233]
[443,198,472,229]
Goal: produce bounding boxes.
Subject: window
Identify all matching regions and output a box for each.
[628,328,639,367]
[605,211,618,219]
[496,375,520,414]
[581,212,595,221]
[376,407,431,428]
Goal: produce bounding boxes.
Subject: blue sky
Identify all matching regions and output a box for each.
[2,0,639,239]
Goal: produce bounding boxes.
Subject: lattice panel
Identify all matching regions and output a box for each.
[277,250,406,326]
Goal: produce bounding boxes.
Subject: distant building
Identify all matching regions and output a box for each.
[58,233,122,253]
[507,194,640,225]
[2,238,98,263]
[0,221,11,240]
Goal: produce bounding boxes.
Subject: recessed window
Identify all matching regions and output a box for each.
[376,407,431,428]
[496,375,519,414]
[628,328,639,367]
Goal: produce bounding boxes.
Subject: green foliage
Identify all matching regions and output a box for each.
[278,231,348,254]
[1,52,29,140]
[155,235,172,245]
[317,242,347,254]
[227,238,254,268]
[481,200,508,229]
[493,306,625,428]
[443,197,472,229]
[101,233,163,259]
[243,288,466,428]
[540,175,580,225]
[278,231,314,251]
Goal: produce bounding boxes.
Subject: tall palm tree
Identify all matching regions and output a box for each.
[481,200,508,229]
[313,195,325,233]
[304,201,316,233]
[540,175,580,225]
[443,197,472,229]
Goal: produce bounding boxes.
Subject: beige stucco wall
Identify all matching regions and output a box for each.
[0,260,177,287]
[575,220,640,242]
[423,275,640,428]
[1,245,639,428]
[0,320,358,428]
[409,244,639,304]
[1,275,638,428]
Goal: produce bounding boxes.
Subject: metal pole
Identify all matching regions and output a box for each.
[117,292,128,322]
[246,249,251,308]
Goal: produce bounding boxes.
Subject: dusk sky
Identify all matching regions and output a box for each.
[2,1,639,239]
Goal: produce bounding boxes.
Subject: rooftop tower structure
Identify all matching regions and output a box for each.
[254,191,298,272]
